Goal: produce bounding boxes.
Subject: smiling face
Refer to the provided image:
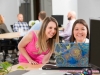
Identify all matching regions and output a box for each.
[73,23,87,43]
[45,21,57,40]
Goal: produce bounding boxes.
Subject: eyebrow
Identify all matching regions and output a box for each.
[75,26,86,28]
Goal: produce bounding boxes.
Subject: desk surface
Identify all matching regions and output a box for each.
[0,32,21,39]
[11,63,100,75]
[59,27,64,31]
[11,63,44,71]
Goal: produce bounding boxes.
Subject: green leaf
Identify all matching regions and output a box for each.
[31,22,35,25]
[0,62,12,70]
[0,62,12,74]
[0,69,5,72]
[17,66,24,70]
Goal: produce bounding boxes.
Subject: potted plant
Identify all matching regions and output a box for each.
[0,62,12,75]
[29,20,39,27]
[0,62,27,75]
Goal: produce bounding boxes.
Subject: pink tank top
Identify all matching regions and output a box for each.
[18,31,49,64]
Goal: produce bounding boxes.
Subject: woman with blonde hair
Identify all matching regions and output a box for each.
[0,14,9,32]
[18,17,59,64]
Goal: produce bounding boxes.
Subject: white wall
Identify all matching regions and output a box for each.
[0,0,77,31]
[1,0,100,31]
[0,0,19,32]
[52,0,78,27]
[78,0,100,27]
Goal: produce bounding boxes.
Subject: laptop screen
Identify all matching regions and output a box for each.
[89,18,100,69]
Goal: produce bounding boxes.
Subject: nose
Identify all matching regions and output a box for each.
[78,30,82,33]
[52,28,56,33]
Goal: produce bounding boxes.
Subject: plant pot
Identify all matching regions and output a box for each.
[0,72,5,75]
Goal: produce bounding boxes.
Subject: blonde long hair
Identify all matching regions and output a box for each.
[37,17,59,53]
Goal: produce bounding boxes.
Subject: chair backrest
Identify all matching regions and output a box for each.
[0,28,6,34]
[0,28,6,44]
[0,28,15,50]
[10,25,14,32]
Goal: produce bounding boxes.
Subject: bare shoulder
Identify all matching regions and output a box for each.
[18,31,34,47]
[33,30,39,38]
[24,31,33,40]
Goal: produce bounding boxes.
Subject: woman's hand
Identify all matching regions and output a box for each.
[28,59,38,65]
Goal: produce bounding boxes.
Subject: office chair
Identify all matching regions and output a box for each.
[0,28,18,63]
[10,25,14,32]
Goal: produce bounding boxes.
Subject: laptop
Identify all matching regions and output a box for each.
[42,43,90,70]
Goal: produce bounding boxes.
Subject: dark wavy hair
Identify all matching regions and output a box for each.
[70,19,89,42]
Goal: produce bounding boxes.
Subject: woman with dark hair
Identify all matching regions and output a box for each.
[70,19,89,43]
[0,14,10,53]
[0,14,18,61]
[0,14,9,32]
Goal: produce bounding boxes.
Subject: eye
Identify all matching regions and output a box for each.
[54,28,57,30]
[75,29,78,30]
[49,27,52,29]
[82,28,85,30]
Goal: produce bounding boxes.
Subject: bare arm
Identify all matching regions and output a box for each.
[42,51,53,64]
[18,31,38,64]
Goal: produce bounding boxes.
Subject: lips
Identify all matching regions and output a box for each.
[49,34,54,37]
[76,34,83,37]
[50,34,54,36]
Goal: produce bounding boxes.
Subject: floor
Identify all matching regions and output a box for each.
[0,50,56,65]
[0,50,18,65]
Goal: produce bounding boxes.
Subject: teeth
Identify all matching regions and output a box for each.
[77,35,83,36]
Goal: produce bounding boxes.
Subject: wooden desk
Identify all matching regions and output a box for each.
[11,63,44,71]
[59,27,64,31]
[0,32,21,39]
[11,63,100,75]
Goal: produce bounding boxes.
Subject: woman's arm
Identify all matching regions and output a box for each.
[42,51,53,64]
[18,31,38,64]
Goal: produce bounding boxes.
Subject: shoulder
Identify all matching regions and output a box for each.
[34,22,42,26]
[3,24,7,26]
[70,19,75,23]
[13,22,19,25]
[31,22,42,30]
[24,31,34,41]
[0,24,6,27]
[0,23,5,25]
[26,30,38,39]
[23,22,28,24]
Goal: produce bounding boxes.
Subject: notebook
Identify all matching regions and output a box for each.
[55,43,89,67]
